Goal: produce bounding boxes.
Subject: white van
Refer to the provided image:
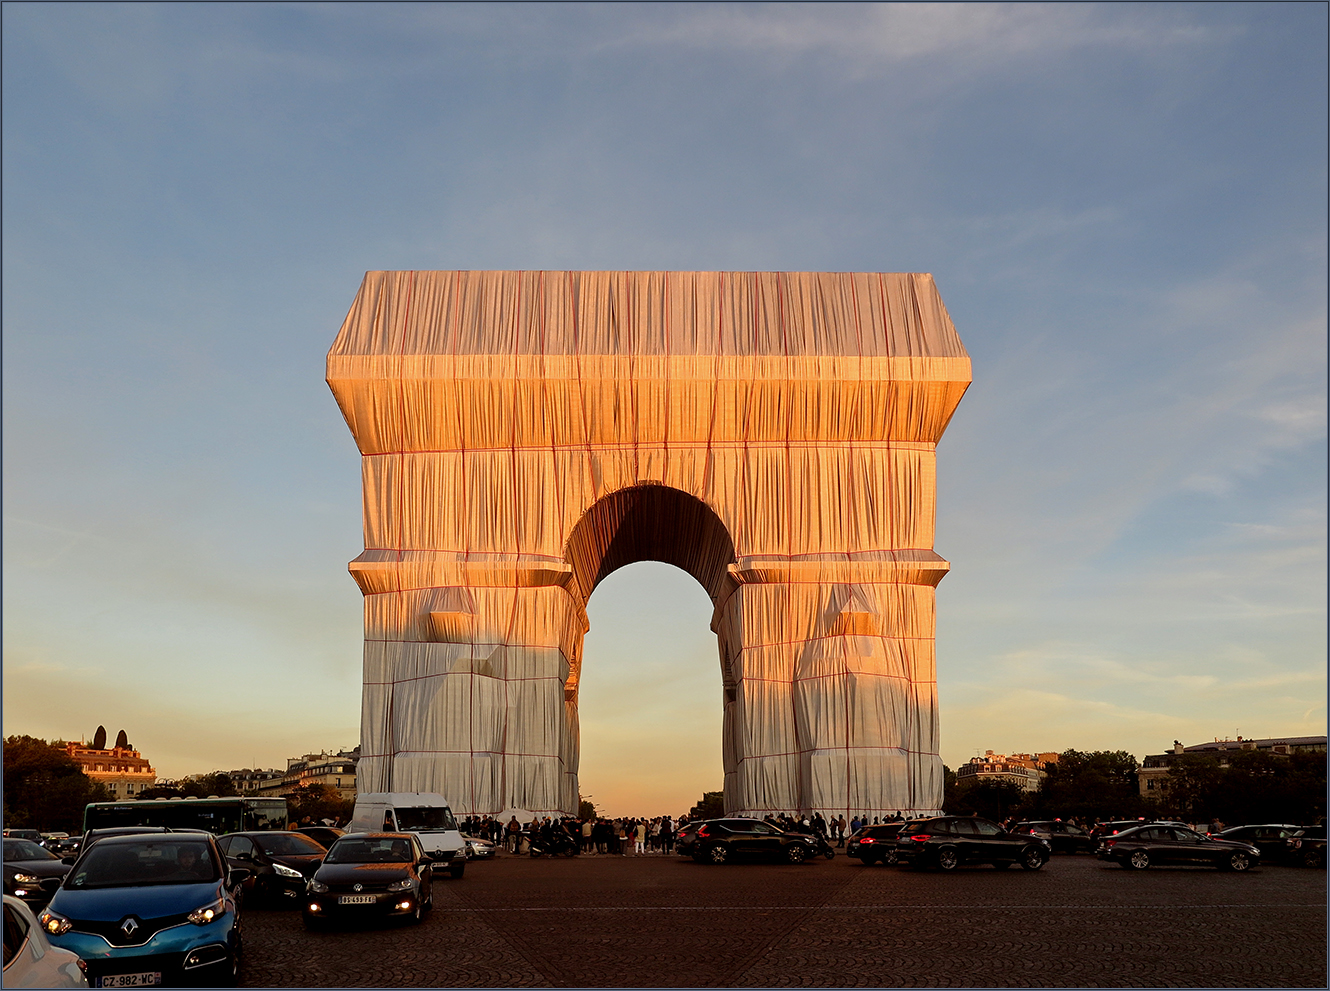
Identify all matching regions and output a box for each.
[348,792,467,878]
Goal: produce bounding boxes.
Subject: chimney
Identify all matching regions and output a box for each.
[1173,740,1184,754]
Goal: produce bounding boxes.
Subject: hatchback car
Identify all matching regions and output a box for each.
[303,833,433,928]
[894,816,1050,871]
[4,838,71,908]
[678,818,823,864]
[1097,824,1260,870]
[38,833,248,987]
[218,832,327,906]
[3,895,88,988]
[462,835,496,860]
[847,824,905,864]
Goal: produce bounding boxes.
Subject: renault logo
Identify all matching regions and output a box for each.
[352,883,363,892]
[121,917,139,937]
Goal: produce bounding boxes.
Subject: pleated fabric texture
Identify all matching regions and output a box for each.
[328,271,970,817]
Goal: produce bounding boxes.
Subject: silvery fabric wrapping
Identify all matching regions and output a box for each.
[328,272,970,817]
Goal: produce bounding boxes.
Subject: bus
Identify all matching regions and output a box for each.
[82,796,288,835]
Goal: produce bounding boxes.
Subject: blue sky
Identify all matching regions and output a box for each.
[4,3,1324,817]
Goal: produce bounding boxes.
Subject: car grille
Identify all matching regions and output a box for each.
[324,881,393,894]
[72,912,190,947]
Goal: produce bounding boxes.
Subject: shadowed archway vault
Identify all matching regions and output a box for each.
[328,271,970,817]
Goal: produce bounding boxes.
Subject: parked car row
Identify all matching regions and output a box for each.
[675,818,834,864]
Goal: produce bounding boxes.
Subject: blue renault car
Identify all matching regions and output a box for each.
[37,832,247,987]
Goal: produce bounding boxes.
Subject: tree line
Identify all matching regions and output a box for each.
[943,748,1326,825]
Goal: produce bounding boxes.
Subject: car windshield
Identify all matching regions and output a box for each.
[326,837,414,864]
[254,833,326,857]
[66,840,220,888]
[394,807,456,831]
[4,839,55,861]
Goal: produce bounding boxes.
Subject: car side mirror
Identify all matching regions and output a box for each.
[228,868,252,886]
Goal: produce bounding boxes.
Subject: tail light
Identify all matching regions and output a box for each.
[1104,839,1116,849]
[860,837,875,844]
[696,826,709,838]
[911,834,931,842]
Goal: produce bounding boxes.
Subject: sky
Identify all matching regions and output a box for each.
[3,2,1325,818]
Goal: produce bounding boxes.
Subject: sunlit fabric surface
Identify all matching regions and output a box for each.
[329,271,970,817]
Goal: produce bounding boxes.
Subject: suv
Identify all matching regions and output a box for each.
[895,816,1050,871]
[1215,824,1304,865]
[1286,825,1325,868]
[847,824,905,864]
[1013,821,1094,855]
[679,818,823,865]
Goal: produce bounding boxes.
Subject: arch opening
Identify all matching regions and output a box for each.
[563,484,736,609]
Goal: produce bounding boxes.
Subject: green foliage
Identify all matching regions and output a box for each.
[286,784,354,826]
[578,794,598,820]
[3,736,109,833]
[945,778,1026,819]
[690,790,725,820]
[114,730,129,750]
[178,773,238,798]
[92,726,107,750]
[1160,749,1327,824]
[1027,750,1145,822]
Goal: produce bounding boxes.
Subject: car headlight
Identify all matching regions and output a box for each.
[13,873,42,884]
[273,863,304,879]
[386,878,415,892]
[187,897,226,925]
[38,908,73,935]
[307,879,329,893]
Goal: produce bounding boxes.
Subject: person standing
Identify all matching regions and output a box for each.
[506,816,522,853]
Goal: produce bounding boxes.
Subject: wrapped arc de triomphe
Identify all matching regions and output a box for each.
[327,271,970,818]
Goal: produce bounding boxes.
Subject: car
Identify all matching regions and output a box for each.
[3,895,88,988]
[847,824,905,864]
[462,834,496,860]
[40,834,71,854]
[1089,819,1149,845]
[1013,820,1095,855]
[3,831,42,844]
[678,818,824,865]
[1285,825,1325,868]
[295,826,345,850]
[218,832,327,905]
[1096,823,1260,871]
[303,832,434,928]
[72,827,173,860]
[894,816,1050,871]
[4,838,71,908]
[1215,824,1304,865]
[38,832,248,987]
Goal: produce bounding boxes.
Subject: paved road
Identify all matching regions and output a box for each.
[240,852,1326,988]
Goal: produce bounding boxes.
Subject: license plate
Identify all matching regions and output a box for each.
[97,973,162,988]
[338,894,376,905]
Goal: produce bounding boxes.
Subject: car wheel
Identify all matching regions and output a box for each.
[1020,847,1045,871]
[450,862,465,879]
[1225,852,1251,872]
[882,849,899,866]
[1303,849,1325,869]
[786,844,807,865]
[1128,850,1150,870]
[424,887,433,911]
[707,844,729,865]
[936,847,959,871]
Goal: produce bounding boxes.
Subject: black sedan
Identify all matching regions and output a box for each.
[219,831,327,905]
[678,818,823,864]
[894,816,1050,871]
[3,838,70,907]
[1212,824,1302,865]
[296,826,345,849]
[1097,824,1260,870]
[847,824,905,864]
[303,833,433,928]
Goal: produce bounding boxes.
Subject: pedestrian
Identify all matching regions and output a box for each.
[507,816,522,853]
[634,820,646,855]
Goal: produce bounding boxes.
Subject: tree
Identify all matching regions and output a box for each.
[578,794,599,820]
[689,791,724,820]
[1032,750,1144,821]
[114,730,129,750]
[92,726,107,750]
[178,773,237,798]
[287,784,354,826]
[947,779,1027,819]
[3,736,109,833]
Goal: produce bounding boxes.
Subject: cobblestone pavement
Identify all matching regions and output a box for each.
[240,852,1326,988]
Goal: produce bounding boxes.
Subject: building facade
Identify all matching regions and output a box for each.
[956,751,1059,793]
[271,749,360,802]
[64,741,156,800]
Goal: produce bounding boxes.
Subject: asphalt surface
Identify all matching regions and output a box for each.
[240,850,1326,988]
